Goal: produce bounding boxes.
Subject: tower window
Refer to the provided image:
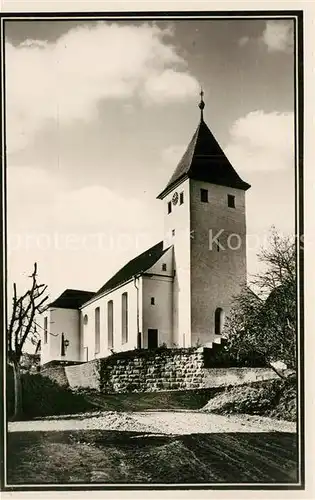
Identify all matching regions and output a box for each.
[151,297,155,305]
[228,194,235,208]
[200,188,208,203]
[172,229,175,236]
[162,263,167,271]
[180,192,184,205]
[168,201,172,214]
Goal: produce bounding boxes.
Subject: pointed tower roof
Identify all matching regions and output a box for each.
[157,91,250,199]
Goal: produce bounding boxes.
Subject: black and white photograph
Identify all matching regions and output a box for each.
[1,9,304,491]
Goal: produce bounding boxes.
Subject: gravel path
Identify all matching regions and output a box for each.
[8,410,296,434]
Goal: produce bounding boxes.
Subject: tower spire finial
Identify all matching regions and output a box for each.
[198,87,205,121]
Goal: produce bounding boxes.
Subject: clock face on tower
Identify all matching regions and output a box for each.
[172,192,179,205]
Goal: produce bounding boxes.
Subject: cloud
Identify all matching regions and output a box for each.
[238,21,293,53]
[8,166,161,233]
[225,110,294,173]
[7,166,163,296]
[238,36,249,47]
[262,21,293,52]
[54,185,160,231]
[143,69,198,104]
[5,22,198,153]
[223,110,295,279]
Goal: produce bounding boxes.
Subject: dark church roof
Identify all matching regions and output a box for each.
[157,105,250,199]
[93,241,168,299]
[49,289,95,309]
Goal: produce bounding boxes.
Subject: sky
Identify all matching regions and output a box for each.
[5,17,295,302]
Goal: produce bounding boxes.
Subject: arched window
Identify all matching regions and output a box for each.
[122,292,128,344]
[107,301,114,349]
[95,307,100,354]
[215,307,225,335]
[82,314,89,361]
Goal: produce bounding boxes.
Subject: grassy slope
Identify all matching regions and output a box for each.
[202,377,297,421]
[78,388,224,412]
[78,378,297,422]
[7,429,298,485]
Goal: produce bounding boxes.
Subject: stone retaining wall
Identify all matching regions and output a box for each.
[65,359,101,391]
[65,348,205,393]
[203,367,278,388]
[41,365,69,387]
[63,348,279,394]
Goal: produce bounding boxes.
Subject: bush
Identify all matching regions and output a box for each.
[203,376,297,421]
[203,341,267,368]
[7,370,93,420]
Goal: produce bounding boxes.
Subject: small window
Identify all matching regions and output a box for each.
[200,188,208,203]
[44,317,48,344]
[168,201,172,214]
[162,263,167,271]
[180,192,184,205]
[172,229,175,236]
[151,297,155,305]
[83,314,88,325]
[228,194,235,208]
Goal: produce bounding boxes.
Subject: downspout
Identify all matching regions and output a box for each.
[133,274,141,349]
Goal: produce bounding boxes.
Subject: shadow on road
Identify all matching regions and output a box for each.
[7,429,298,485]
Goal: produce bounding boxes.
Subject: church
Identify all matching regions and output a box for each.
[40,93,250,366]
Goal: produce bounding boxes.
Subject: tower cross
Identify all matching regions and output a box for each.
[198,88,205,121]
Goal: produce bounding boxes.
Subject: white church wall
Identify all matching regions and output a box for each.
[50,308,81,361]
[40,307,81,364]
[162,178,191,347]
[146,246,174,276]
[80,297,108,362]
[142,275,173,348]
[80,279,140,361]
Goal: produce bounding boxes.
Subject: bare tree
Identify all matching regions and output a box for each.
[7,263,49,420]
[224,228,297,378]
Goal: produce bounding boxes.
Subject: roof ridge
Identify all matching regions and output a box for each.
[49,289,96,309]
[91,240,165,299]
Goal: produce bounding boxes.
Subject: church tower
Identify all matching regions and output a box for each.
[157,92,251,348]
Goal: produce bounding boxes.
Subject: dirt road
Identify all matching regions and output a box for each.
[8,410,296,434]
[7,411,298,484]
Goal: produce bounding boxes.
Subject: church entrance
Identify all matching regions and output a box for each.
[137,332,142,349]
[147,329,158,349]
